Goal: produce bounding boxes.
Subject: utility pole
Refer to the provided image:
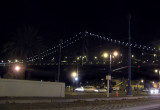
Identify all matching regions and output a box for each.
[57,39,63,82]
[76,59,79,87]
[127,14,133,96]
[158,55,160,88]
[109,53,112,93]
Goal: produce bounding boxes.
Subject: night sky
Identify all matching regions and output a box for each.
[1,0,160,51]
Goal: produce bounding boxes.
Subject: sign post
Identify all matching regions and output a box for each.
[106,75,111,97]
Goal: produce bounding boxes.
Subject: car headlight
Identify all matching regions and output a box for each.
[94,89,98,92]
[150,89,159,94]
[75,87,84,92]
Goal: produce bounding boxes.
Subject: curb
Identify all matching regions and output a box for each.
[0,95,160,104]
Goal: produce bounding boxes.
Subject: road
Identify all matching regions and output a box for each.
[1,97,160,110]
[1,93,160,110]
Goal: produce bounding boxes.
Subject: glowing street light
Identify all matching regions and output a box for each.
[154,69,160,76]
[15,65,21,72]
[155,69,158,73]
[71,72,77,78]
[75,77,78,81]
[94,56,97,60]
[15,59,18,63]
[13,65,21,79]
[113,51,118,56]
[141,80,144,83]
[77,57,80,60]
[12,64,26,79]
[152,81,155,84]
[154,69,160,88]
[132,55,134,58]
[71,72,78,92]
[103,53,108,58]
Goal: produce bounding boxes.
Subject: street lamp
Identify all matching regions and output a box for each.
[75,77,78,81]
[15,59,18,63]
[136,79,144,94]
[71,72,78,92]
[103,51,119,74]
[154,69,160,88]
[103,53,109,58]
[15,65,21,72]
[113,51,118,57]
[12,65,22,79]
[155,69,158,73]
[141,80,144,83]
[102,51,119,97]
[72,72,77,78]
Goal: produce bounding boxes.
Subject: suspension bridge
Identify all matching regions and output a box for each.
[0,31,160,84]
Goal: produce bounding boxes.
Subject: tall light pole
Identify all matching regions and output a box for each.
[103,52,110,97]
[154,69,160,88]
[71,72,77,92]
[58,39,63,82]
[76,57,79,87]
[109,54,112,77]
[109,51,118,75]
[127,14,133,96]
[103,51,118,97]
[13,64,22,79]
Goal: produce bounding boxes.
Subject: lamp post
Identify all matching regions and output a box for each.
[136,79,144,94]
[141,79,144,83]
[154,69,160,88]
[71,72,77,92]
[103,51,118,75]
[103,51,118,97]
[76,57,79,87]
[13,65,21,79]
[15,65,21,72]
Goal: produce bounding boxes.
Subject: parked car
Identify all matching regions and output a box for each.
[94,88,107,92]
[75,86,107,92]
[84,86,97,92]
[75,86,96,92]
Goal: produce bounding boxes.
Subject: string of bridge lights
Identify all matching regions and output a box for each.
[26,31,159,62]
[27,32,83,62]
[87,31,159,52]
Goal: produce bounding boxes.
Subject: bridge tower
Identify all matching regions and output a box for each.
[82,31,89,65]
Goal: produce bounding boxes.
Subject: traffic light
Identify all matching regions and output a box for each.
[138,65,140,69]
